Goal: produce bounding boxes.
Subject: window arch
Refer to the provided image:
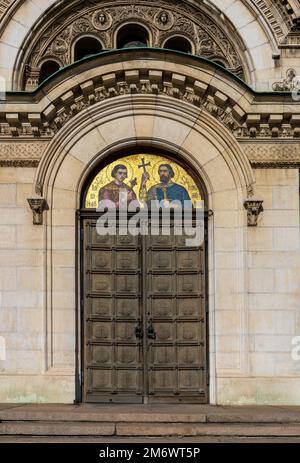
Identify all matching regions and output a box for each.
[39,60,60,84]
[116,24,150,49]
[73,36,103,61]
[163,36,193,54]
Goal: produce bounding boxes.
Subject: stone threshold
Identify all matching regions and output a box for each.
[1,404,300,423]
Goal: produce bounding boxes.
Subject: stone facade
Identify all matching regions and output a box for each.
[0,0,299,405]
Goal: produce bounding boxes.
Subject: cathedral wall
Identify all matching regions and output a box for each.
[0,0,299,405]
[0,164,76,402]
[0,166,49,402]
[218,168,300,404]
[0,108,299,404]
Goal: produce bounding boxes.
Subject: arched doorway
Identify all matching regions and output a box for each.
[79,151,209,404]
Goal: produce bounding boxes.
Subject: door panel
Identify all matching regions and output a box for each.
[145,231,207,403]
[83,220,143,403]
[81,217,208,403]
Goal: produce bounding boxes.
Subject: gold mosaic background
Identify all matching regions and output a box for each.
[85,154,202,208]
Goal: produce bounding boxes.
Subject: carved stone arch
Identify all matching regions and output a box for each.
[2,0,298,91]
[36,93,254,204]
[36,93,254,402]
[8,0,251,91]
[1,0,298,44]
[27,51,255,195]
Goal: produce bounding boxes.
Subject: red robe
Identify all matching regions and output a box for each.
[98,181,137,208]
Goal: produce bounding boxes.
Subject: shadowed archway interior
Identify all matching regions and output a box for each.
[74,36,103,61]
[117,24,149,49]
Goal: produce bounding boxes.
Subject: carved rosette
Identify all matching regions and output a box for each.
[92,10,113,30]
[154,10,174,30]
[27,197,48,225]
[244,199,264,227]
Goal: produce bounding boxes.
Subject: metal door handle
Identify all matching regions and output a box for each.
[147,322,156,340]
[135,322,143,339]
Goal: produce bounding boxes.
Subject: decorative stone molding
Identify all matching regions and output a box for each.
[252,0,300,45]
[244,199,264,227]
[0,0,12,19]
[1,64,244,139]
[27,197,48,225]
[242,142,300,167]
[0,141,49,166]
[42,72,242,136]
[1,52,300,146]
[252,0,287,42]
[273,0,300,32]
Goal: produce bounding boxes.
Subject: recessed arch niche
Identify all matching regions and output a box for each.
[116,23,150,49]
[39,60,60,84]
[163,36,193,54]
[78,149,209,404]
[73,36,103,61]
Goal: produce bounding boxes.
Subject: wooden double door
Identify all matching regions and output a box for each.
[80,214,208,403]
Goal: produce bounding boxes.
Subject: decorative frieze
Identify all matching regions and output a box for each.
[0,141,49,167]
[241,143,300,167]
[1,63,300,146]
[252,0,287,42]
[1,68,243,138]
[0,0,12,19]
[22,0,245,90]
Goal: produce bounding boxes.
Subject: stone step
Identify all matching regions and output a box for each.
[0,422,116,436]
[2,406,300,424]
[0,411,206,423]
[2,421,300,437]
[116,423,300,437]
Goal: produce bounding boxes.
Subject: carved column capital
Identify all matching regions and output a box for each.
[244,198,264,227]
[27,197,48,225]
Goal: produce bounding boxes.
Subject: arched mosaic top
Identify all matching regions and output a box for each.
[84,153,203,209]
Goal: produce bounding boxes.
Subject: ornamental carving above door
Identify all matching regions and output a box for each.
[21,0,246,90]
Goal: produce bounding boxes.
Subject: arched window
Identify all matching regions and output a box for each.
[117,24,149,49]
[163,36,192,54]
[74,36,102,61]
[39,60,60,84]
